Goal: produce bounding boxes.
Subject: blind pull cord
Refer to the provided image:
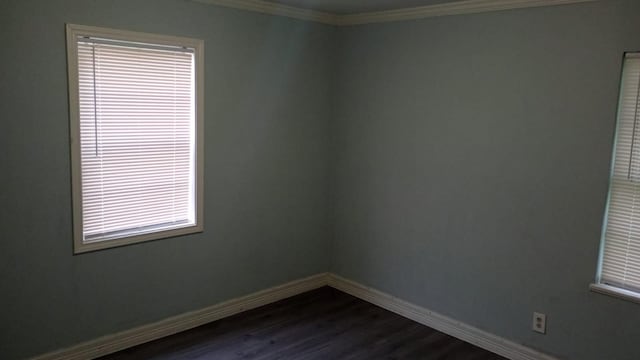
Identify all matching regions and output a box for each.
[91,42,99,157]
[627,74,640,180]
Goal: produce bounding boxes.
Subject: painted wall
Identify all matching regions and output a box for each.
[4,0,640,359]
[330,1,640,359]
[0,1,334,359]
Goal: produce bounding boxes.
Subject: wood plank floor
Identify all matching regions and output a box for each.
[100,287,507,360]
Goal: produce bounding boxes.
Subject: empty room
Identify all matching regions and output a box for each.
[2,0,640,359]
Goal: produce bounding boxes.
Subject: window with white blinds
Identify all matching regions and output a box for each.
[67,24,204,253]
[597,52,640,298]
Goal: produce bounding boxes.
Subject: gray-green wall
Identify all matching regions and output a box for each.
[0,1,334,359]
[3,0,640,359]
[331,1,640,359]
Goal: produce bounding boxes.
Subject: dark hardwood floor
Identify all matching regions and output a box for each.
[100,287,507,360]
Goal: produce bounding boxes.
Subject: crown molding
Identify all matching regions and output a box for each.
[195,0,599,26]
[193,0,341,25]
[336,0,599,25]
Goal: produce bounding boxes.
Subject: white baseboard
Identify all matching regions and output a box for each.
[31,272,558,360]
[327,273,559,360]
[31,273,329,360]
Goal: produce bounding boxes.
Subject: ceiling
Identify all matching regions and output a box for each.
[268,0,463,14]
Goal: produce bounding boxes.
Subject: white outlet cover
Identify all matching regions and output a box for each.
[533,312,546,334]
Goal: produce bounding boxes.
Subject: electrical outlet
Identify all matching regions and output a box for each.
[532,312,546,334]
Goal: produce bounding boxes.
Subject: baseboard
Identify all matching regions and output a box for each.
[327,273,559,360]
[31,273,329,360]
[31,272,558,360]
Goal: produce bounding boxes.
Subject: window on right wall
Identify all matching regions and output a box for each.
[594,52,640,302]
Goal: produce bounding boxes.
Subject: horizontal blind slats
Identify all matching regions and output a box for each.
[601,53,640,292]
[77,37,196,241]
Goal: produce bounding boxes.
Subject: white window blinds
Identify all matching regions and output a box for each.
[75,34,197,244]
[600,53,640,292]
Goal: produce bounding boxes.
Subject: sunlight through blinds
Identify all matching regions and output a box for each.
[76,37,196,242]
[601,53,640,292]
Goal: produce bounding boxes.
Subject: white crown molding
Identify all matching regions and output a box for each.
[328,273,560,360]
[336,0,598,25]
[193,0,341,25]
[30,273,329,360]
[194,0,599,26]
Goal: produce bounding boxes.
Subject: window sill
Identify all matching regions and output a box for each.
[590,283,640,304]
[74,224,202,254]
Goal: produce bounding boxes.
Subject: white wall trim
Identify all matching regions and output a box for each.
[193,0,341,24]
[327,273,560,360]
[194,0,598,26]
[31,273,329,360]
[335,0,597,25]
[31,272,559,360]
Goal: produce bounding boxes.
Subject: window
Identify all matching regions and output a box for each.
[594,52,640,302]
[66,24,204,253]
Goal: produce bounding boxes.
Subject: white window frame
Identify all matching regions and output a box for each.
[66,24,204,253]
[592,52,640,303]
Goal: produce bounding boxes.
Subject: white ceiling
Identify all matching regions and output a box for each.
[268,0,463,14]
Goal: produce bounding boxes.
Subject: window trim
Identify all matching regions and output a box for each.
[590,283,640,304]
[592,51,640,301]
[66,24,204,253]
